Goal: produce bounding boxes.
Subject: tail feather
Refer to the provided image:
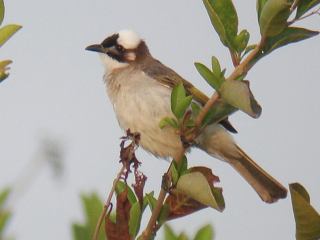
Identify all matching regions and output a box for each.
[230,145,287,203]
[197,124,287,203]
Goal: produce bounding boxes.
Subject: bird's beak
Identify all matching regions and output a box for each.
[85,44,104,53]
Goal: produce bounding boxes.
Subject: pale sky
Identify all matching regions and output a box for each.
[0,1,319,240]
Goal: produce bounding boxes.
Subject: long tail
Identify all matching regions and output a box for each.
[230,145,287,203]
[197,125,287,203]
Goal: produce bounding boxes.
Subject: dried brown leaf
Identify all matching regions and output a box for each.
[132,171,147,207]
[105,190,131,240]
[165,190,207,220]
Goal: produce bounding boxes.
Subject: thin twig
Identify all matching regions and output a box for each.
[290,0,300,12]
[140,149,184,240]
[229,49,240,67]
[140,189,167,239]
[288,6,320,25]
[195,93,220,128]
[226,39,264,82]
[92,165,126,240]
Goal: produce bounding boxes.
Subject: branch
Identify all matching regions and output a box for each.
[226,39,265,82]
[140,189,167,239]
[92,165,126,240]
[140,149,184,240]
[195,93,220,128]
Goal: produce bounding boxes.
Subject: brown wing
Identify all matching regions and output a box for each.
[140,58,237,133]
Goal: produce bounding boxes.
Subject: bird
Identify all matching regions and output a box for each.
[85,30,287,203]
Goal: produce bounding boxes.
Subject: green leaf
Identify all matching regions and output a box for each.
[0,60,12,83]
[263,27,319,55]
[164,224,178,240]
[0,188,10,208]
[177,233,189,240]
[259,0,291,37]
[158,203,170,225]
[219,80,262,118]
[191,102,201,118]
[171,83,193,119]
[203,101,237,127]
[0,24,22,47]
[296,0,320,19]
[171,83,186,113]
[290,183,320,240]
[159,117,178,129]
[176,172,225,211]
[177,96,192,120]
[170,163,179,185]
[177,155,188,176]
[234,29,250,53]
[242,44,257,59]
[129,201,142,237]
[0,210,11,235]
[115,181,137,205]
[145,192,157,211]
[193,225,214,240]
[203,0,238,50]
[170,156,188,185]
[221,68,226,77]
[257,0,269,20]
[73,193,105,240]
[195,62,223,90]
[81,193,103,228]
[72,224,90,240]
[211,56,221,77]
[0,0,4,26]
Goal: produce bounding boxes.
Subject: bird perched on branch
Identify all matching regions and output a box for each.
[86,30,287,203]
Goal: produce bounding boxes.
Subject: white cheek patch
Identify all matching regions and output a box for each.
[99,53,128,72]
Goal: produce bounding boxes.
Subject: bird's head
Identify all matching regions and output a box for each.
[86,30,150,72]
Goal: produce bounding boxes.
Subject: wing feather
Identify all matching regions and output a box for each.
[140,58,237,133]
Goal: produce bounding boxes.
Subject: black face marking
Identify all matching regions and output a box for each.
[116,44,125,53]
[100,33,129,62]
[106,51,126,63]
[101,34,119,48]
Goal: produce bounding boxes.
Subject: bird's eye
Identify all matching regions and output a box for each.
[116,44,125,52]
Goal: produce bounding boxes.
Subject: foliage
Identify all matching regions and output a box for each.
[0,1,20,239]
[0,0,21,83]
[196,0,319,124]
[153,0,319,239]
[73,192,216,240]
[72,193,106,240]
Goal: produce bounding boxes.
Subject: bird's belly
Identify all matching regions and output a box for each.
[109,79,183,159]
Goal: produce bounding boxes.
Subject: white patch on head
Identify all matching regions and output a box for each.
[117,30,141,49]
[99,53,128,73]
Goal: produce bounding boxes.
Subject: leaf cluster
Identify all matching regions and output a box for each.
[0,0,21,83]
[155,0,320,239]
[110,158,223,239]
[194,0,319,124]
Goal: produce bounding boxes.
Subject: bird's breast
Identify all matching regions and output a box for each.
[104,68,183,158]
